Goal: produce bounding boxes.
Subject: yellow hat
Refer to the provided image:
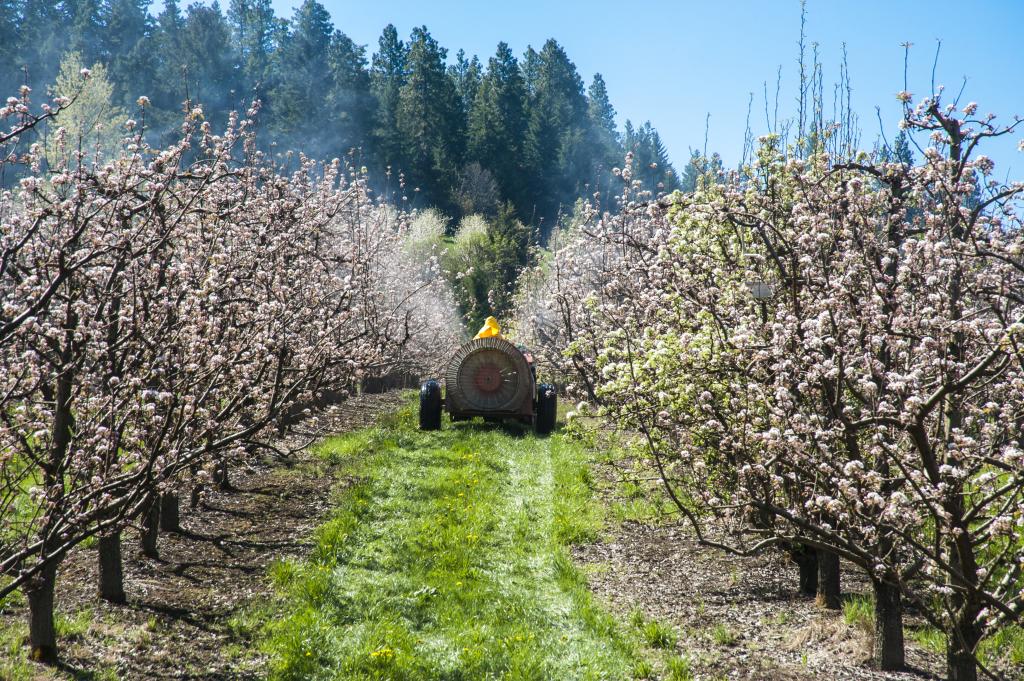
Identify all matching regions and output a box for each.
[474,316,501,339]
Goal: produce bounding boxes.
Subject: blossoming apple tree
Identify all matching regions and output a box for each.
[521,96,1024,680]
[0,88,461,663]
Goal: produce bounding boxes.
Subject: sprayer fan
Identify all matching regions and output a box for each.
[445,337,532,412]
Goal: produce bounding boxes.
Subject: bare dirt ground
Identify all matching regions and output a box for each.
[568,426,991,681]
[0,392,405,681]
[5,404,1019,680]
[574,521,952,681]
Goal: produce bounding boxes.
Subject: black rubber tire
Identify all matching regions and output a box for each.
[419,380,442,431]
[535,383,557,435]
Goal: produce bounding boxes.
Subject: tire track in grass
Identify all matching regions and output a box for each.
[262,399,643,680]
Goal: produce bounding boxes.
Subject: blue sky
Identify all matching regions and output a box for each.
[265,0,1024,176]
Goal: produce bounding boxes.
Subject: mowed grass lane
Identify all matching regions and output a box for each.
[262,400,643,680]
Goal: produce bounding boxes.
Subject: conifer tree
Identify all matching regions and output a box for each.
[326,32,373,159]
[893,129,914,165]
[104,0,154,107]
[449,49,482,122]
[0,1,676,226]
[0,0,20,94]
[66,0,105,67]
[150,0,186,115]
[468,42,528,215]
[585,73,622,195]
[521,45,540,97]
[623,120,679,194]
[524,39,589,232]
[228,0,275,96]
[178,2,237,120]
[18,0,66,91]
[587,73,617,143]
[396,26,463,211]
[370,24,408,177]
[678,149,702,192]
[484,202,534,319]
[269,0,335,150]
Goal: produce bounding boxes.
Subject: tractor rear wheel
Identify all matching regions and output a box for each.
[419,380,442,430]
[535,384,557,435]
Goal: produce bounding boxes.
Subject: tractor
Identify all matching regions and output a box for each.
[418,335,557,434]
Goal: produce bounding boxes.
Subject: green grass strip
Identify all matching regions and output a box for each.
[262,400,643,680]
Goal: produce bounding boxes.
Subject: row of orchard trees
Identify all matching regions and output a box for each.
[514,95,1024,681]
[0,79,462,663]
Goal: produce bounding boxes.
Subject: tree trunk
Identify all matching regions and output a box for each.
[140,498,160,558]
[27,561,58,664]
[97,532,126,603]
[28,314,76,664]
[946,612,981,681]
[213,459,230,491]
[939,119,978,681]
[816,549,841,609]
[160,492,180,532]
[190,482,203,509]
[872,577,905,670]
[793,544,818,596]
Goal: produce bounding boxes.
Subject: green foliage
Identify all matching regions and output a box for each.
[370,23,407,180]
[603,444,677,525]
[396,26,465,213]
[260,400,645,680]
[981,624,1024,668]
[842,595,874,635]
[0,577,26,613]
[0,457,44,547]
[105,0,154,108]
[444,204,535,328]
[402,207,449,265]
[631,658,655,679]
[5,4,680,244]
[150,0,185,114]
[448,48,481,119]
[587,73,620,174]
[0,618,30,681]
[623,120,680,193]
[468,42,529,214]
[845,593,1023,668]
[665,655,695,681]
[54,607,93,639]
[628,609,676,651]
[522,39,592,235]
[270,0,372,160]
[629,609,646,629]
[0,1,19,95]
[641,620,676,649]
[909,626,945,655]
[45,51,125,164]
[710,623,738,647]
[587,74,617,142]
[228,0,275,89]
[909,623,1024,669]
[177,2,237,114]
[678,150,725,193]
[552,443,601,545]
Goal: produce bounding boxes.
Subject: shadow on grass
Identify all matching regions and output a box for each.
[447,416,562,439]
[55,660,112,681]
